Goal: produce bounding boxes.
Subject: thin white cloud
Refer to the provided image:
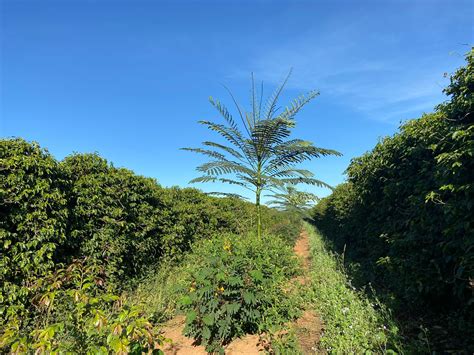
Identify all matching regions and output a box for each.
[228,16,456,124]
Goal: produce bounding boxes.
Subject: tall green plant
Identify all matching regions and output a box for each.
[267,185,319,213]
[184,73,341,238]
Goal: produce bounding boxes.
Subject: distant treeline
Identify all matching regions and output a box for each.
[311,49,473,350]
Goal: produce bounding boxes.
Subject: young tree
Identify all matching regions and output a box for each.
[267,185,319,214]
[183,72,341,238]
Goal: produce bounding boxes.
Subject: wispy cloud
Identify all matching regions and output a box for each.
[229,18,454,124]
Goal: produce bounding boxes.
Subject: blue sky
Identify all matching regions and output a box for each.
[1,0,472,201]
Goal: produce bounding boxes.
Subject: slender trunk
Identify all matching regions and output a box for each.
[256,160,262,239]
[256,188,262,239]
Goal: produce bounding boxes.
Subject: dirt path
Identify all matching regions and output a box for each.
[292,229,323,353]
[161,229,322,354]
[160,315,207,355]
[161,315,263,354]
[293,229,311,285]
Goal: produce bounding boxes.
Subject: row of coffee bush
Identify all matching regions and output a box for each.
[311,50,473,350]
[1,138,299,326]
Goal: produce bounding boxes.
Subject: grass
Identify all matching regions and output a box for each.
[126,256,192,324]
[304,222,403,354]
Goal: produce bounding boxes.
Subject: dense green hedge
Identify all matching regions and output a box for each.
[311,50,473,350]
[60,153,168,283]
[1,139,295,288]
[1,138,300,352]
[1,140,68,314]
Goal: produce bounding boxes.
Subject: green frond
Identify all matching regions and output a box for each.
[274,142,341,158]
[235,174,258,188]
[222,85,252,136]
[198,120,245,150]
[269,168,314,178]
[262,69,292,120]
[190,175,248,187]
[264,144,342,174]
[189,175,219,184]
[258,80,264,121]
[181,147,229,161]
[216,178,253,190]
[251,73,258,125]
[196,161,255,176]
[281,177,333,189]
[209,96,240,132]
[253,118,294,144]
[261,175,287,189]
[202,141,245,160]
[251,118,294,159]
[206,192,249,200]
[279,90,320,120]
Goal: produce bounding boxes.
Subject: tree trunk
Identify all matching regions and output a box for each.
[256,189,262,239]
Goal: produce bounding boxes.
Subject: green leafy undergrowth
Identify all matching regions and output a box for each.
[0,259,164,354]
[127,258,192,325]
[179,233,301,353]
[305,223,403,354]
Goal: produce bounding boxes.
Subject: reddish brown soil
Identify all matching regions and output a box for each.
[161,317,263,354]
[160,229,323,354]
[294,310,323,353]
[293,230,324,353]
[225,334,263,354]
[161,315,207,355]
[293,229,312,286]
[294,229,311,266]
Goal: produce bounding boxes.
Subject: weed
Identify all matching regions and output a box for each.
[305,222,403,353]
[179,233,301,353]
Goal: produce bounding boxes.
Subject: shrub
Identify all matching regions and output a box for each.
[157,188,252,258]
[0,259,164,354]
[263,210,303,245]
[0,139,68,317]
[127,210,303,326]
[311,49,474,351]
[313,51,474,308]
[61,153,167,284]
[180,234,300,353]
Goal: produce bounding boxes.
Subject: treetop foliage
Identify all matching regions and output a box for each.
[184,71,341,197]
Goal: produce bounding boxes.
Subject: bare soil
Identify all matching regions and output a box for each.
[161,315,207,355]
[294,310,323,353]
[292,229,324,353]
[160,229,323,354]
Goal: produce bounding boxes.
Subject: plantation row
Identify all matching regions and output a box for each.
[0,139,301,352]
[311,50,473,351]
